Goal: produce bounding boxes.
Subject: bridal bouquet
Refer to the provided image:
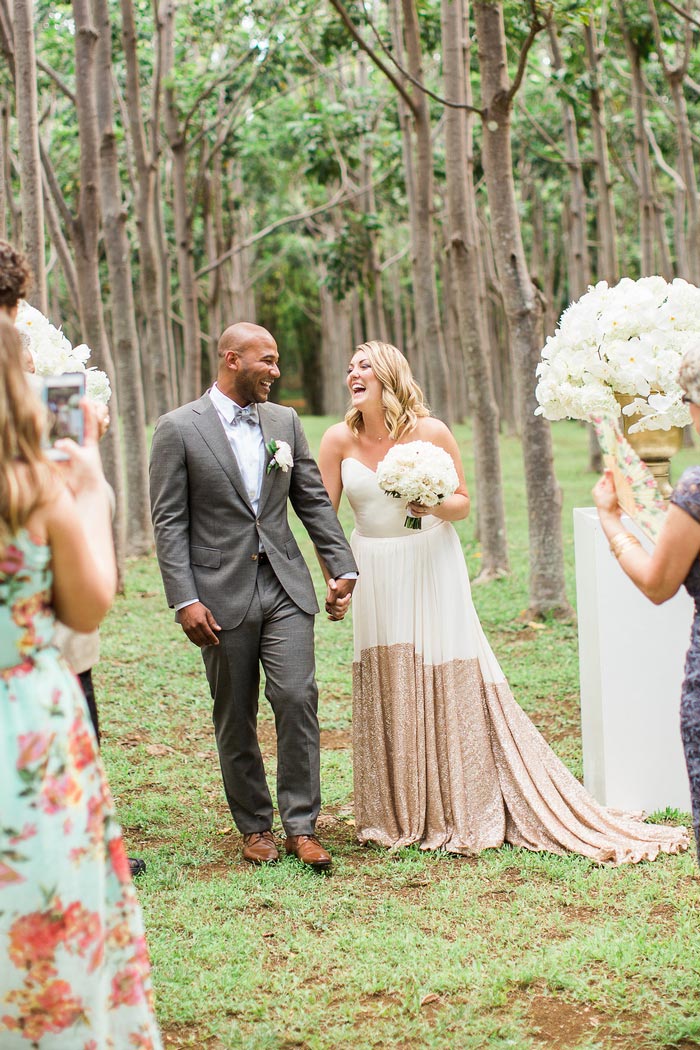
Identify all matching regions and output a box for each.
[376,441,458,529]
[535,276,700,432]
[16,300,112,404]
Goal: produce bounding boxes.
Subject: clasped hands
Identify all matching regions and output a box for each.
[178,577,356,646]
[325,577,355,621]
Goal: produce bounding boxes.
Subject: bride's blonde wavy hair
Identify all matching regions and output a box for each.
[0,318,53,558]
[345,341,429,440]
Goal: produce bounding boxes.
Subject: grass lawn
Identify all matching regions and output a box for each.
[99,419,700,1050]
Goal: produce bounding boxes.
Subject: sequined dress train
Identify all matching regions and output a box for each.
[343,458,688,864]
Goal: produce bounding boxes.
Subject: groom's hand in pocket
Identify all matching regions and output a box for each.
[179,601,222,646]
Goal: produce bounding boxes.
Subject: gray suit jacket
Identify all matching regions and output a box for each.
[149,394,357,630]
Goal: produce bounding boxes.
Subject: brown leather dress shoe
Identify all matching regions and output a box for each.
[284,834,332,870]
[242,831,279,865]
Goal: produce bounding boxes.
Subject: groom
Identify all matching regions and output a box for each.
[150,322,357,869]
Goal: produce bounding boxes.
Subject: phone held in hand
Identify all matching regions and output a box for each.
[41,373,85,459]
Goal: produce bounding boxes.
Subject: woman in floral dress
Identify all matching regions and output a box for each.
[0,319,162,1048]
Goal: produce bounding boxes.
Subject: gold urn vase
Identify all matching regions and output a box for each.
[615,393,683,500]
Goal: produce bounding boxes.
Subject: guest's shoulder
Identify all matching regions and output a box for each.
[671,465,700,521]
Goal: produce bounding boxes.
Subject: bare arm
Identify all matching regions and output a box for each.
[318,424,346,514]
[43,443,117,632]
[316,424,355,618]
[408,420,471,522]
[594,470,700,604]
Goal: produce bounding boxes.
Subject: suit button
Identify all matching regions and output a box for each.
[251,553,258,561]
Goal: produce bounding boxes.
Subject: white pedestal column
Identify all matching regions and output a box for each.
[574,507,693,814]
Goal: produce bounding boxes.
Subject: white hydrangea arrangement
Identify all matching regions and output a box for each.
[376,440,459,529]
[534,276,700,432]
[16,300,112,405]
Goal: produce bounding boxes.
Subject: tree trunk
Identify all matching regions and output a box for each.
[0,96,8,238]
[227,160,256,321]
[442,0,508,579]
[71,0,126,578]
[584,18,618,283]
[120,0,173,418]
[203,170,222,380]
[385,0,451,420]
[548,20,601,470]
[473,0,571,617]
[646,0,700,281]
[548,21,589,301]
[94,0,152,556]
[319,266,352,417]
[14,0,47,311]
[162,0,201,402]
[616,2,655,275]
[388,262,404,353]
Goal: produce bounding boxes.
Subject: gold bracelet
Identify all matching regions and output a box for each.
[609,533,641,559]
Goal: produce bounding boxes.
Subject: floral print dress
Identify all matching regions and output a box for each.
[0,531,162,1049]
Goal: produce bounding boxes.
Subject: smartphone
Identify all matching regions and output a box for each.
[41,373,85,459]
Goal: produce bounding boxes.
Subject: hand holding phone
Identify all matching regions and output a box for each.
[41,373,86,459]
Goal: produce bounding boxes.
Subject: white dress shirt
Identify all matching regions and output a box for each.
[209,382,266,512]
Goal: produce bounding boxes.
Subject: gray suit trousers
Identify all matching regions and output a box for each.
[201,561,320,836]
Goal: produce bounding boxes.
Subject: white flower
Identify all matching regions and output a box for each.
[85,368,112,405]
[266,439,293,473]
[534,276,699,431]
[15,300,112,405]
[376,441,458,529]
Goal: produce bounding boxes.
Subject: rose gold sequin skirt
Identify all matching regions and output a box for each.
[350,522,689,864]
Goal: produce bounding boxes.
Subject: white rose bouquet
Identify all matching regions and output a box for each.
[535,276,700,432]
[16,300,112,405]
[376,440,458,530]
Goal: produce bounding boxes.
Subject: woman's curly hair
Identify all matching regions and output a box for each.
[679,345,700,407]
[0,239,32,308]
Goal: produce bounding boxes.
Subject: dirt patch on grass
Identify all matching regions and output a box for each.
[649,903,677,922]
[530,694,581,746]
[354,991,403,1025]
[115,729,152,748]
[161,1023,226,1048]
[527,994,646,1048]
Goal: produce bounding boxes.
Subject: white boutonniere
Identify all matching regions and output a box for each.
[266,439,293,474]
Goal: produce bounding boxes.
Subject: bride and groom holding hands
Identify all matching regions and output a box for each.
[149,322,689,871]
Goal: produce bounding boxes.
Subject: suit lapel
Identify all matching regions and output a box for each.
[192,395,255,514]
[257,404,284,516]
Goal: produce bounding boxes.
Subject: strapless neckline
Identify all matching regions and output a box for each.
[342,457,377,475]
[341,456,443,538]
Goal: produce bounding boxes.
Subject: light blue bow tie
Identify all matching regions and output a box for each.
[231,404,259,427]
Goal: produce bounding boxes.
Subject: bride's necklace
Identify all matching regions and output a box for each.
[363,423,391,443]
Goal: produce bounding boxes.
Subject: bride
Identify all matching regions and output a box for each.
[319,340,688,864]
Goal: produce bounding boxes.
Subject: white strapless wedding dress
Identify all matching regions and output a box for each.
[342,457,688,863]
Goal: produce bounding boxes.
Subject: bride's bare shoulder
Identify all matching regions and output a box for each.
[414,416,452,442]
[320,421,353,455]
